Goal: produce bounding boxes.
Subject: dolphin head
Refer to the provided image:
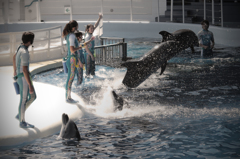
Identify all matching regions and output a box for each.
[171,29,199,47]
[112,90,117,98]
[159,31,174,42]
[62,113,69,125]
[112,90,125,111]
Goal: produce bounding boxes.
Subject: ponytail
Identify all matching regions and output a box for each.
[62,23,71,37]
[62,20,78,37]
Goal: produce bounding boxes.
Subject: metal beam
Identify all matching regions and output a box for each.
[171,0,173,22]
[101,0,103,13]
[37,0,41,22]
[212,0,214,25]
[158,0,159,22]
[130,0,133,21]
[182,0,184,23]
[70,0,72,21]
[221,0,223,27]
[204,0,206,20]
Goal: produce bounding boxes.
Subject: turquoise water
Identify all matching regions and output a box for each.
[0,39,240,158]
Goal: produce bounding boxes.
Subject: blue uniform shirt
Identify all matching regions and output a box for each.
[197,29,214,57]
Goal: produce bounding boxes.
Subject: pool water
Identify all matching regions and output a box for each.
[1,38,240,158]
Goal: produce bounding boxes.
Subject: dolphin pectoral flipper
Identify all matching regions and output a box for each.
[160,62,167,75]
[190,45,195,53]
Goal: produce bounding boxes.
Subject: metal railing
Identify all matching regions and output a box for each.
[100,37,124,45]
[165,0,240,28]
[0,26,128,67]
[95,38,127,67]
[0,26,64,66]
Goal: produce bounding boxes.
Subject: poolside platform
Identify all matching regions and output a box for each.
[0,60,85,147]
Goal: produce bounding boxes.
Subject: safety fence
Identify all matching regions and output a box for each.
[95,41,127,67]
[62,36,127,67]
[0,26,64,66]
[100,37,124,45]
[0,25,128,67]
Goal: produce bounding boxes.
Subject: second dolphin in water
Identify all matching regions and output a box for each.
[59,113,81,141]
[112,90,129,111]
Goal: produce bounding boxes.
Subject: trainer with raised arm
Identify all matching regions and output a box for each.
[84,13,103,78]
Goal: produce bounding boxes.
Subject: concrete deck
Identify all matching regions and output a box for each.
[0,59,85,147]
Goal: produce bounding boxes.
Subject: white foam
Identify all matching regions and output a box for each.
[95,86,115,114]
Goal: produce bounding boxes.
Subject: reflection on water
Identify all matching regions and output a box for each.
[0,39,240,158]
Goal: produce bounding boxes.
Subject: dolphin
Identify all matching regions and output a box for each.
[121,29,199,88]
[112,90,129,111]
[59,113,81,141]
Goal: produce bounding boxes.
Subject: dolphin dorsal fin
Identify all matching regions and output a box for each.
[159,31,174,42]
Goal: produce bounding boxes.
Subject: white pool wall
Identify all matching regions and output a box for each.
[1,21,240,47]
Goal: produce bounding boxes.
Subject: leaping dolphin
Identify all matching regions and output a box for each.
[121,29,199,88]
[59,113,81,141]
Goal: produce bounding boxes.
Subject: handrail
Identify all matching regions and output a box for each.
[95,42,125,49]
[0,26,64,66]
[0,27,128,67]
[100,37,125,46]
[0,26,63,35]
[25,0,38,8]
[94,41,127,67]
[100,37,124,40]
